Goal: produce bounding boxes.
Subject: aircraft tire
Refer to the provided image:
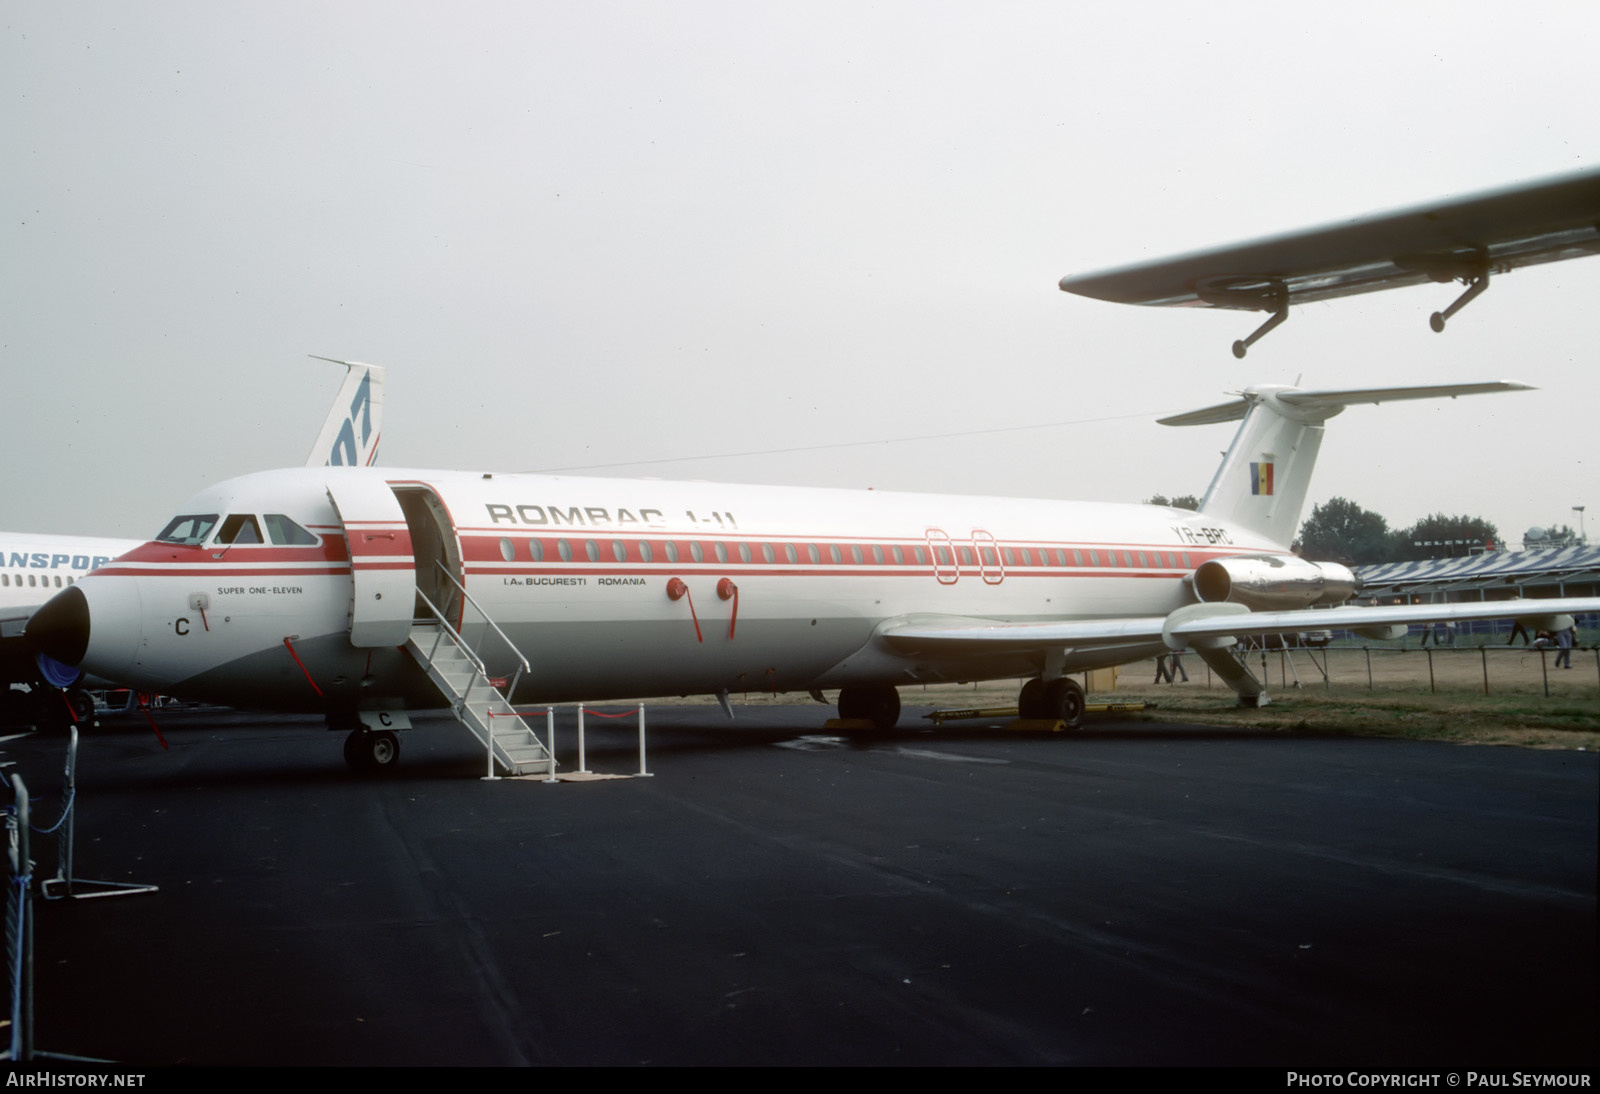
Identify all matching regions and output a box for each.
[364,730,401,772]
[342,730,367,771]
[67,688,95,727]
[1042,678,1086,730]
[1017,678,1045,719]
[837,684,900,729]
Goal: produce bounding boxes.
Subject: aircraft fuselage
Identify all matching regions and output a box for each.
[44,466,1269,712]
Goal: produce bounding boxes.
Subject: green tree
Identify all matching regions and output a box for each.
[1392,513,1500,560]
[1145,494,1200,510]
[1295,498,1394,565]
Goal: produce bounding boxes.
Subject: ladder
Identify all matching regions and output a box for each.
[406,569,555,778]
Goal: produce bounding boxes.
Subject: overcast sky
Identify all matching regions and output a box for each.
[4,2,1595,546]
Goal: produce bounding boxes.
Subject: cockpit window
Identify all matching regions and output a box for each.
[264,514,319,546]
[155,514,220,545]
[215,514,264,545]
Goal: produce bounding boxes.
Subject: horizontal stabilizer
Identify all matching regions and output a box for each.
[1159,381,1533,427]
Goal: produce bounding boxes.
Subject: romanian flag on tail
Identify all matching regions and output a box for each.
[1250,461,1274,496]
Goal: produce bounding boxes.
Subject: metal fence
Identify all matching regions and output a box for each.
[1205,643,1600,698]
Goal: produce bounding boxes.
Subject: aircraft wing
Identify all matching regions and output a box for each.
[0,603,41,638]
[882,615,1170,654]
[1059,168,1600,312]
[880,597,1600,655]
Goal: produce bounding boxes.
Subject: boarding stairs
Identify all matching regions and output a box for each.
[405,567,555,778]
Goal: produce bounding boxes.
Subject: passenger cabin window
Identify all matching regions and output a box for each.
[156,514,220,546]
[264,514,319,546]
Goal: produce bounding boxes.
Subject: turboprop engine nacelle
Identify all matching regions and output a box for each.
[1192,555,1359,611]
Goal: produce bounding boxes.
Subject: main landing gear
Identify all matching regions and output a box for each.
[1017,677,1086,729]
[836,683,901,730]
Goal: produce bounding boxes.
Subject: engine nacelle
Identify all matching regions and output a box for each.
[1192,555,1359,611]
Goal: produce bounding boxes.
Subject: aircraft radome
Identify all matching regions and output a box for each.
[25,378,1599,774]
[1,358,384,727]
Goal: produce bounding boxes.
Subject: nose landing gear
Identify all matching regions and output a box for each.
[342,728,401,772]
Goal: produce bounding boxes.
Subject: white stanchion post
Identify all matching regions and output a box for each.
[483,711,500,781]
[577,704,591,774]
[545,706,558,783]
[636,703,652,777]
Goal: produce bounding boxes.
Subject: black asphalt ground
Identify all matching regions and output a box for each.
[4,704,1595,1067]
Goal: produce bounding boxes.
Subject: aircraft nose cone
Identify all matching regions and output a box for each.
[27,585,90,666]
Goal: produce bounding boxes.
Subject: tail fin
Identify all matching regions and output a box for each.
[306,356,386,467]
[1160,381,1532,546]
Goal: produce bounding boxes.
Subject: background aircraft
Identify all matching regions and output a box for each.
[0,358,384,726]
[26,378,1595,773]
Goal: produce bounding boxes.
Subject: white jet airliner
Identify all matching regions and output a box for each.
[26,378,1597,773]
[1,358,384,724]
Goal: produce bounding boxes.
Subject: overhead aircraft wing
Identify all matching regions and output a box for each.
[880,597,1599,656]
[1059,167,1600,355]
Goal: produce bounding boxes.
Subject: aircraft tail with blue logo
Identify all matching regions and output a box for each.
[1160,381,1531,548]
[306,356,385,468]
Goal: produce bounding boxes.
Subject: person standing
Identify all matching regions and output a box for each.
[1555,625,1575,669]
